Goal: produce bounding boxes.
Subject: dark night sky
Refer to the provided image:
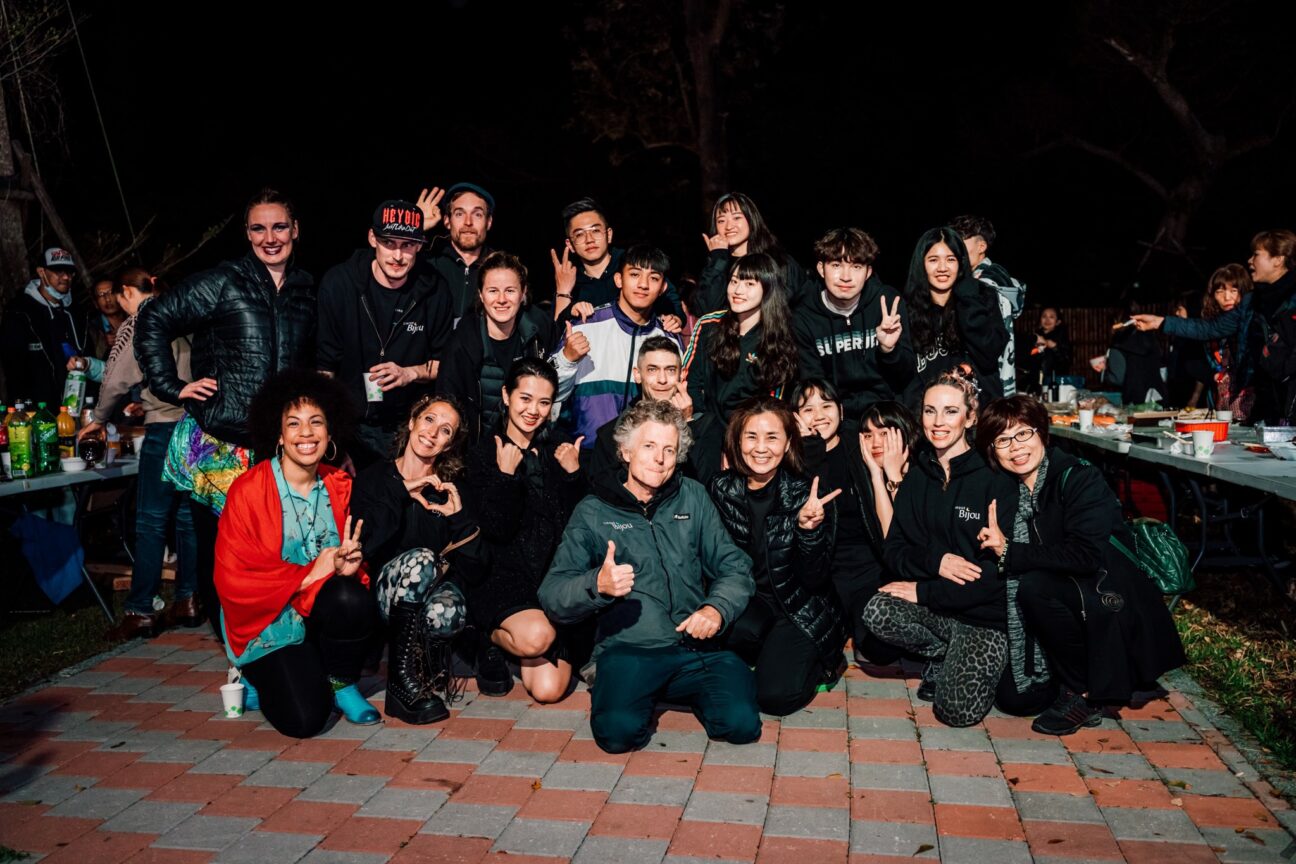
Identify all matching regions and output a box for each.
[27,0,1296,307]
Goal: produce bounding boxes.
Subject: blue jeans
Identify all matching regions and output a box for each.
[125,422,197,615]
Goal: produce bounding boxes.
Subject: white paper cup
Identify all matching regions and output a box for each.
[1078,409,1095,431]
[220,682,245,718]
[1192,429,1215,459]
[363,373,384,403]
[1216,410,1233,423]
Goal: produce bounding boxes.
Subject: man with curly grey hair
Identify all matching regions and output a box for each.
[539,400,759,753]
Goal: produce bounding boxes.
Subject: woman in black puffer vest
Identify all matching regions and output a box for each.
[708,396,846,716]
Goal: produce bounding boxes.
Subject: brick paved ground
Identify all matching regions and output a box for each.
[1,629,1293,863]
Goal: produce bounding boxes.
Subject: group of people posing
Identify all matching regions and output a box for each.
[7,184,1216,749]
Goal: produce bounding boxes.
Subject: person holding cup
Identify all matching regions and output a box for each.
[215,370,380,738]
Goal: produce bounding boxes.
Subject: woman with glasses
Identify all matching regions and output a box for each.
[976,395,1184,735]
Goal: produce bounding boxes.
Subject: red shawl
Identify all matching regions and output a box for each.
[214,460,368,658]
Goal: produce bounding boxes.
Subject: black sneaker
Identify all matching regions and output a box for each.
[916,662,939,702]
[474,634,514,697]
[1031,689,1104,736]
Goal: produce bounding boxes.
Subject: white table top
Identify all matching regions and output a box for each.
[0,457,139,499]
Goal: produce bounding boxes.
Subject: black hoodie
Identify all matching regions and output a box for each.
[901,276,1010,410]
[316,248,454,427]
[883,443,1018,630]
[792,277,914,418]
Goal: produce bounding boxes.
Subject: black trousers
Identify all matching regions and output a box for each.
[832,541,904,666]
[1016,572,1089,695]
[726,593,823,717]
[190,500,221,638]
[242,577,377,739]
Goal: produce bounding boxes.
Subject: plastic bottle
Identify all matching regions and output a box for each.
[33,402,59,475]
[0,405,9,480]
[9,408,33,479]
[57,405,77,459]
[63,369,87,415]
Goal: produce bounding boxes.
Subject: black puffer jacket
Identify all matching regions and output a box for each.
[135,252,316,447]
[708,468,845,672]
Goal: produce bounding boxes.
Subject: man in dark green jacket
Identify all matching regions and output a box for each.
[539,400,759,753]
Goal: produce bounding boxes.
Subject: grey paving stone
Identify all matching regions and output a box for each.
[1101,806,1206,843]
[412,737,495,764]
[573,835,668,864]
[312,717,382,741]
[1,774,97,805]
[474,748,557,777]
[492,817,590,857]
[1033,857,1125,864]
[359,727,439,751]
[243,760,332,788]
[778,707,847,729]
[846,716,917,740]
[120,643,179,659]
[849,762,930,792]
[299,852,391,864]
[168,693,224,714]
[542,761,623,792]
[845,677,910,699]
[140,737,225,764]
[662,857,748,864]
[191,748,276,775]
[1199,826,1296,862]
[419,803,518,840]
[57,669,124,688]
[91,676,165,696]
[193,656,235,673]
[929,774,1013,807]
[155,814,261,851]
[27,710,98,734]
[1012,791,1104,824]
[1071,752,1159,780]
[356,787,447,821]
[701,740,776,767]
[96,729,183,753]
[773,749,849,778]
[56,720,140,741]
[512,709,588,731]
[130,684,204,705]
[101,800,201,834]
[848,819,938,856]
[1120,719,1200,743]
[215,830,321,864]
[47,786,146,819]
[991,737,1072,765]
[938,836,1032,864]
[681,791,767,825]
[917,725,993,751]
[0,763,57,793]
[156,650,216,666]
[608,774,695,807]
[569,716,596,740]
[763,804,849,841]
[644,730,709,752]
[1157,767,1252,797]
[296,773,387,805]
[456,698,531,719]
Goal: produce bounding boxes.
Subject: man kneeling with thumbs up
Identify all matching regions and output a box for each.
[540,400,760,753]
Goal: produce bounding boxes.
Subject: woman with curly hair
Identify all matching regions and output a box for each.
[352,395,480,724]
[683,253,799,481]
[215,370,380,738]
[899,226,1010,408]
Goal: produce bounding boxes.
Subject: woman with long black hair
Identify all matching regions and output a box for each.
[899,226,1009,408]
[683,253,799,481]
[461,358,586,703]
[697,192,809,311]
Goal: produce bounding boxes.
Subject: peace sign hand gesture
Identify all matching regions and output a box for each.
[977,499,1007,558]
[551,246,577,297]
[797,476,842,531]
[416,187,445,228]
[876,295,903,353]
[333,515,365,577]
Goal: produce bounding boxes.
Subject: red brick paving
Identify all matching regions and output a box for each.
[257,800,358,834]
[757,836,850,863]
[669,819,764,859]
[1022,820,1123,859]
[317,816,424,854]
[199,784,299,818]
[588,802,683,839]
[39,830,158,864]
[934,804,1027,841]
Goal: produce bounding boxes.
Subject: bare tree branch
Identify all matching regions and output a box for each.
[1030,135,1170,200]
[1102,34,1222,162]
[152,215,234,278]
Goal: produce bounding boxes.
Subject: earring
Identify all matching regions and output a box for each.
[326,440,338,461]
[276,443,284,459]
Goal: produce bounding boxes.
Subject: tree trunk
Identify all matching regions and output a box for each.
[0,84,30,302]
[684,0,730,214]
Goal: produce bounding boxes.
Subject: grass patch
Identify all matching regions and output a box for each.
[0,846,31,862]
[1175,567,1296,770]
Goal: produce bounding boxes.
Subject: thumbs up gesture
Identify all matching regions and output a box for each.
[597,540,636,598]
[562,319,592,363]
[977,499,1008,558]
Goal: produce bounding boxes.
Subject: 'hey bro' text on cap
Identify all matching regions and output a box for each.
[372,201,425,243]
[42,247,76,271]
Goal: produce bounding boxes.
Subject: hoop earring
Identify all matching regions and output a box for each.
[276,443,284,459]
[326,440,338,461]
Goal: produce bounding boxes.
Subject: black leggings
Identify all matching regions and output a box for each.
[726,593,823,717]
[191,500,221,637]
[831,543,903,666]
[1016,571,1089,695]
[241,577,377,739]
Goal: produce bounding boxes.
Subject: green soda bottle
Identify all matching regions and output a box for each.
[8,407,33,479]
[34,402,59,475]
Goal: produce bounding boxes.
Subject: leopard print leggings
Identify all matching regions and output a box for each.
[374,548,468,639]
[862,593,1008,728]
